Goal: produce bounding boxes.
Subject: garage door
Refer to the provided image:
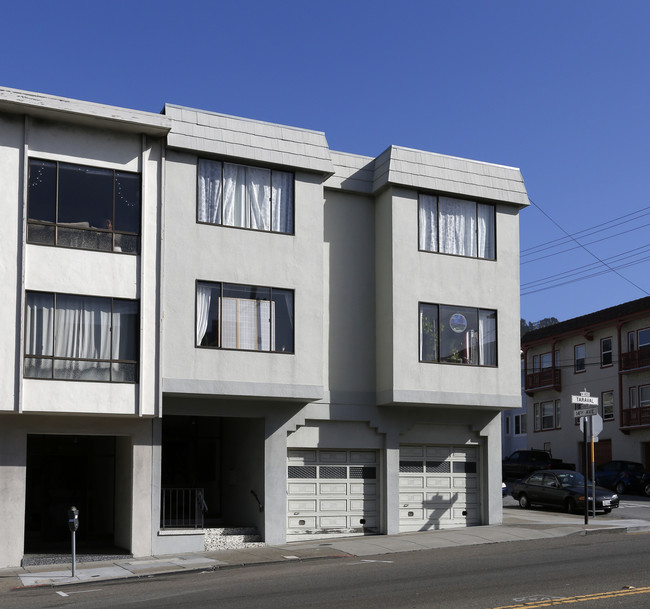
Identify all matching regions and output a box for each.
[287,449,379,538]
[399,445,480,532]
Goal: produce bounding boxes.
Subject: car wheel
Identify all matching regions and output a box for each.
[565,498,578,514]
[644,482,650,498]
[518,494,530,509]
[615,481,625,495]
[603,508,612,514]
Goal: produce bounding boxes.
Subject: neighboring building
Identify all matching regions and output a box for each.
[0,86,529,568]
[521,297,650,471]
[502,367,528,458]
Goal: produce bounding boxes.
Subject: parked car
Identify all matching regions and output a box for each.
[502,449,576,481]
[595,460,650,496]
[502,482,508,497]
[511,469,619,514]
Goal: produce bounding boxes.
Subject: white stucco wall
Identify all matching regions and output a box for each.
[161,151,324,401]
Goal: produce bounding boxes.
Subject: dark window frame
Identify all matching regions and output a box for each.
[24,290,139,383]
[195,280,295,354]
[196,158,295,235]
[27,158,141,254]
[417,193,497,261]
[419,302,498,367]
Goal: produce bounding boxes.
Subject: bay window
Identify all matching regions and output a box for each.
[196,281,294,353]
[419,303,497,366]
[27,159,141,253]
[24,291,138,382]
[198,159,294,234]
[418,194,495,259]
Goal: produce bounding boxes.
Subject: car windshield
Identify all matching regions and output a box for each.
[556,472,585,487]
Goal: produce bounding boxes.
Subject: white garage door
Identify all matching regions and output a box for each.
[399,445,480,532]
[287,449,379,538]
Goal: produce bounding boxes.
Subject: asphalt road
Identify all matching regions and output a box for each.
[6,531,650,609]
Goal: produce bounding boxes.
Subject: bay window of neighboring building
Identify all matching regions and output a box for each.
[418,194,495,259]
[574,344,586,373]
[24,291,138,382]
[602,390,614,421]
[534,399,560,431]
[419,303,497,366]
[197,159,294,234]
[27,159,141,253]
[600,337,613,367]
[196,282,294,353]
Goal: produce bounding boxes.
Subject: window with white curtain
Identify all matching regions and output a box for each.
[419,303,497,366]
[24,291,138,382]
[198,159,294,234]
[196,281,294,353]
[418,194,495,259]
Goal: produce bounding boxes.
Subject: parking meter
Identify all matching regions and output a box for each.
[68,506,79,532]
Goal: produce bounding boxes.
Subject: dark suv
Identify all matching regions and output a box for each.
[595,460,650,496]
[502,450,575,481]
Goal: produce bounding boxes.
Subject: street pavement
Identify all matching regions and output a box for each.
[2,501,649,593]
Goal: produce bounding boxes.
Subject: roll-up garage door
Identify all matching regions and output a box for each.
[399,445,480,532]
[287,449,379,538]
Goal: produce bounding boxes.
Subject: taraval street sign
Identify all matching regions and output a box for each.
[571,394,599,406]
[572,391,599,418]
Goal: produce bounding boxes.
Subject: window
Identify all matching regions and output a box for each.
[514,414,526,435]
[27,159,140,254]
[640,385,650,409]
[534,400,560,431]
[24,291,138,382]
[574,344,586,373]
[196,282,294,353]
[418,195,495,259]
[504,417,510,435]
[198,159,294,234]
[600,337,613,367]
[602,390,614,421]
[419,303,497,366]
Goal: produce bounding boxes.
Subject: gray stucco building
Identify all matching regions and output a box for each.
[0,86,528,568]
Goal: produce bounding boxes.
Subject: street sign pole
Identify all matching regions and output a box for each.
[591,431,596,517]
[583,417,589,525]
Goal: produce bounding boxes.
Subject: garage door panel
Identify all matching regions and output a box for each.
[400,444,480,532]
[287,449,378,537]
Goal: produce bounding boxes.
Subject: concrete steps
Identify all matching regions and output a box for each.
[204,527,265,551]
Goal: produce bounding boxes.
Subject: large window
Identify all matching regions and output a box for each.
[198,159,294,234]
[419,303,497,366]
[600,337,613,367]
[24,291,138,382]
[418,195,495,259]
[602,390,614,421]
[27,159,141,253]
[574,344,586,373]
[196,282,294,353]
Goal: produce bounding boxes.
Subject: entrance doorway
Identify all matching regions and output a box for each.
[24,435,127,555]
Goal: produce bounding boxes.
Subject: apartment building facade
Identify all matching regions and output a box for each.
[0,86,528,568]
[522,297,650,471]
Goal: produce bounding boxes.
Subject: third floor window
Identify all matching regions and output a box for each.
[418,194,495,259]
[198,159,294,234]
[28,159,141,254]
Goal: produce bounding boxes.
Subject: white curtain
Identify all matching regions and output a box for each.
[196,284,213,346]
[54,295,111,360]
[439,197,477,256]
[223,164,248,227]
[478,309,497,365]
[198,159,223,224]
[26,293,54,356]
[248,167,271,231]
[477,203,495,259]
[221,297,273,351]
[418,195,437,251]
[272,171,293,233]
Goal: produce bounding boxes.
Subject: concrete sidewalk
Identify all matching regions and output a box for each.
[3,508,649,592]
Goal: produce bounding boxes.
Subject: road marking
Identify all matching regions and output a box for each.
[55,589,102,598]
[490,585,650,608]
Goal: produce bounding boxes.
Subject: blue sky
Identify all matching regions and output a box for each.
[3,0,649,324]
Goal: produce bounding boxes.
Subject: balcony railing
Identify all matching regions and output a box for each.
[620,346,650,372]
[525,368,561,394]
[620,407,650,429]
[161,488,206,529]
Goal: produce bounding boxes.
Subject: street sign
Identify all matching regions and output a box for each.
[574,406,599,418]
[571,395,599,406]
